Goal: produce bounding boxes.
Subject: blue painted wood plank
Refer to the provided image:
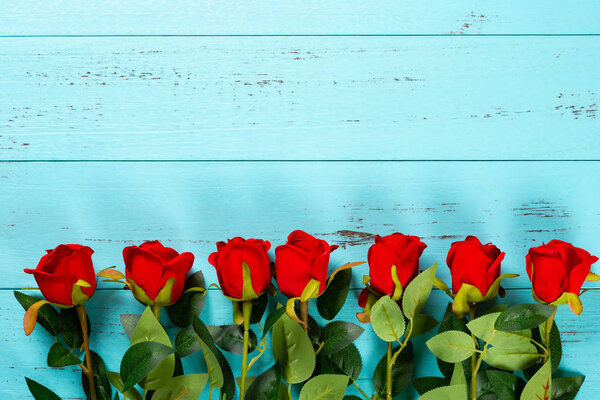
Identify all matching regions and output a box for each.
[3,288,598,398]
[1,161,598,289]
[1,37,598,161]
[1,1,600,35]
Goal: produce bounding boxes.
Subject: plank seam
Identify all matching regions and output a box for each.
[1,34,600,38]
[1,160,600,163]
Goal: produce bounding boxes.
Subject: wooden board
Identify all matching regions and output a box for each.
[1,1,600,35]
[1,36,599,161]
[4,288,598,398]
[2,161,599,290]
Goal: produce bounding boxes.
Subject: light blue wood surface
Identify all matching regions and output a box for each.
[1,1,599,399]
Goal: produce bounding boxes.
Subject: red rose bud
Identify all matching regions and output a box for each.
[446,236,513,318]
[356,233,426,323]
[24,244,96,306]
[527,239,599,315]
[209,237,271,300]
[123,241,194,306]
[275,230,339,298]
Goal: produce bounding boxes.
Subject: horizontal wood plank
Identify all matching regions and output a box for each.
[3,288,598,398]
[1,161,598,289]
[1,1,600,35]
[0,36,598,160]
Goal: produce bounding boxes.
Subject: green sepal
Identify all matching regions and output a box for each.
[356,289,379,323]
[71,280,91,305]
[153,278,176,306]
[390,264,403,300]
[126,278,155,306]
[241,261,259,301]
[301,279,321,302]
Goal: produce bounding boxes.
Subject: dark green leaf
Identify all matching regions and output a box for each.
[250,292,269,324]
[47,343,81,367]
[245,363,281,400]
[540,321,562,373]
[59,307,88,348]
[25,377,61,400]
[166,271,206,328]
[476,369,497,400]
[321,321,364,356]
[120,314,141,339]
[412,377,447,395]
[14,291,59,336]
[408,313,438,339]
[261,308,286,341]
[120,342,175,392]
[436,303,471,380]
[495,304,556,332]
[82,351,113,400]
[174,326,201,358]
[328,343,362,382]
[486,370,525,400]
[373,342,414,397]
[209,324,257,355]
[317,269,352,320]
[307,314,322,346]
[113,393,120,400]
[173,354,184,377]
[551,376,585,400]
[214,346,236,400]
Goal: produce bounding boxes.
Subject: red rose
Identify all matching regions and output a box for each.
[275,230,339,298]
[209,237,271,300]
[24,244,96,306]
[367,233,427,296]
[527,240,598,314]
[123,241,194,306]
[447,236,505,297]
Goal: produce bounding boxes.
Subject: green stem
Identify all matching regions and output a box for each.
[151,304,162,321]
[386,342,393,400]
[542,305,558,364]
[469,304,479,398]
[351,379,371,400]
[300,300,309,333]
[471,331,495,400]
[76,305,97,400]
[239,300,253,400]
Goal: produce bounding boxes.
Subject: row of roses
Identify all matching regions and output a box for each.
[19,230,599,400]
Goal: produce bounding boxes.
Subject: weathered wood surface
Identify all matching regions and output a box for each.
[1,37,598,160]
[1,1,599,35]
[1,161,598,290]
[4,289,599,399]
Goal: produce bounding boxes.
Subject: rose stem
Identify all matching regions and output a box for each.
[542,305,558,363]
[386,342,393,400]
[469,303,479,397]
[300,300,309,333]
[240,300,253,400]
[76,305,97,400]
[152,304,162,321]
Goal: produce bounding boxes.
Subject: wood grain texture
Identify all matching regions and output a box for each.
[3,288,599,399]
[1,1,600,35]
[1,37,598,160]
[1,161,598,290]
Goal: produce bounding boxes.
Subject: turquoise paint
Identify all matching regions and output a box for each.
[1,2,599,399]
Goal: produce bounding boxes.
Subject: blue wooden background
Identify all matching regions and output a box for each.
[1,2,599,398]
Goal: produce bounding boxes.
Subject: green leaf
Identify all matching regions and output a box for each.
[539,321,562,373]
[174,326,202,358]
[299,374,348,400]
[210,324,257,355]
[47,343,81,367]
[272,312,316,384]
[250,292,269,324]
[370,296,405,342]
[402,263,437,320]
[482,331,539,371]
[317,269,352,320]
[520,359,551,400]
[373,342,414,397]
[166,271,206,328]
[486,370,525,400]
[408,313,439,339]
[245,363,281,400]
[261,307,287,341]
[450,362,466,386]
[551,376,585,400]
[130,307,175,390]
[418,384,468,400]
[426,331,476,363]
[436,303,471,380]
[113,393,120,400]
[321,321,364,356]
[412,377,448,395]
[82,351,113,400]
[120,314,141,339]
[495,304,557,332]
[25,377,61,400]
[14,291,59,336]
[120,342,175,392]
[328,343,363,382]
[151,374,209,400]
[59,307,88,348]
[467,312,499,342]
[107,371,142,400]
[192,317,225,389]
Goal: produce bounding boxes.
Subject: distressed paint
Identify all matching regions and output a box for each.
[0,37,598,160]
